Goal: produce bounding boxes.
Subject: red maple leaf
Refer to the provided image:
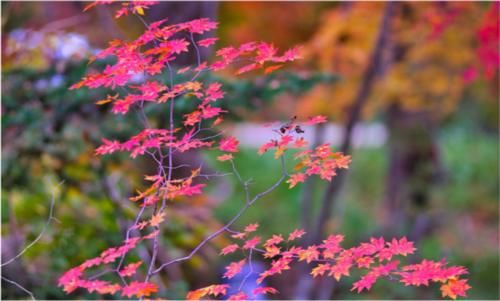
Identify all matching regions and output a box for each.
[217,154,233,161]
[58,267,84,294]
[223,259,246,279]
[204,82,224,102]
[386,237,416,256]
[287,173,306,188]
[80,257,102,269]
[220,244,239,256]
[264,234,284,247]
[288,229,306,241]
[219,136,240,153]
[183,18,218,34]
[121,281,158,298]
[119,261,142,277]
[352,274,378,293]
[311,263,331,278]
[244,223,259,233]
[258,140,277,155]
[329,256,353,281]
[355,256,374,269]
[253,286,278,295]
[237,63,258,75]
[243,236,261,250]
[96,283,121,295]
[263,245,281,258]
[228,291,248,300]
[304,115,328,125]
[186,284,229,300]
[197,37,218,47]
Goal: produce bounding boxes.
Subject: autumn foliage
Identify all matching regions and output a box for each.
[58,1,471,299]
[208,225,470,300]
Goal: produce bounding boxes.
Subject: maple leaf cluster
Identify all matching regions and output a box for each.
[81,2,303,207]
[59,2,470,300]
[60,1,305,299]
[187,223,470,300]
[58,235,159,298]
[84,1,159,18]
[256,115,351,188]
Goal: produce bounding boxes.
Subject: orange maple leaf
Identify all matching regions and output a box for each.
[217,154,233,161]
[264,64,283,74]
[298,246,320,263]
[440,278,471,300]
[150,212,166,227]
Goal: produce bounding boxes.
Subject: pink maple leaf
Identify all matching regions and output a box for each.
[219,136,239,153]
[220,244,239,256]
[386,237,416,256]
[228,291,248,300]
[244,223,259,233]
[223,259,246,279]
[243,236,261,250]
[352,274,378,293]
[253,286,278,295]
[288,229,306,241]
[305,115,328,125]
[264,234,284,247]
[217,154,233,161]
[121,281,158,298]
[197,37,218,47]
[287,173,306,188]
[119,261,142,277]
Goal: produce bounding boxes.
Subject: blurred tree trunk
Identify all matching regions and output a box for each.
[300,123,326,232]
[293,2,396,299]
[383,104,444,241]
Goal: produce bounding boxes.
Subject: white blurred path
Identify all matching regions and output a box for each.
[229,122,387,149]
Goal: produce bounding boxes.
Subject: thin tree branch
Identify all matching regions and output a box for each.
[151,156,288,275]
[1,276,35,301]
[1,181,64,267]
[238,249,253,291]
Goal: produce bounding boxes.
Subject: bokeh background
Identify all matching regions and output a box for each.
[1,2,498,300]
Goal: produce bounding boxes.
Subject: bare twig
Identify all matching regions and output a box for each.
[1,276,35,301]
[1,181,64,267]
[1,181,64,301]
[151,156,288,275]
[238,249,254,291]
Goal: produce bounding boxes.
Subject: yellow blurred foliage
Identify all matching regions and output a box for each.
[297,2,488,120]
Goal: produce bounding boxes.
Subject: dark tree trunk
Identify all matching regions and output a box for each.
[293,3,396,299]
[299,123,326,232]
[383,103,444,241]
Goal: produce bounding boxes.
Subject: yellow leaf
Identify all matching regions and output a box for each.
[135,6,145,15]
[274,147,285,159]
[95,98,112,105]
